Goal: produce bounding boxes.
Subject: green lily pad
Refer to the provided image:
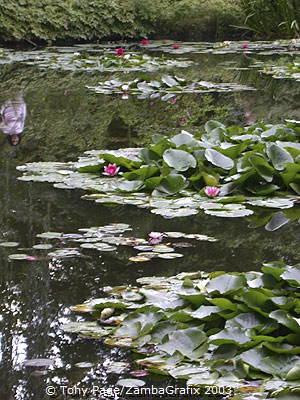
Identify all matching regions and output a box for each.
[116,378,145,387]
[163,149,197,171]
[8,253,30,260]
[61,322,111,338]
[0,242,19,247]
[32,244,53,250]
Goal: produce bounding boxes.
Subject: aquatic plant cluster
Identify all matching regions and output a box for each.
[6,37,299,398]
[80,120,300,198]
[260,59,300,81]
[64,261,300,399]
[87,75,255,100]
[5,224,216,264]
[18,121,300,220]
[22,51,192,72]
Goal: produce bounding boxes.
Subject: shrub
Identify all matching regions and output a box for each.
[0,0,242,43]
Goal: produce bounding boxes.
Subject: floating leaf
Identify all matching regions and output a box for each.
[158,328,208,360]
[205,149,234,170]
[8,253,30,260]
[129,256,152,262]
[116,378,145,388]
[61,322,111,338]
[106,361,130,374]
[265,212,290,231]
[23,359,55,368]
[266,144,294,170]
[74,362,94,368]
[32,244,53,250]
[206,274,246,294]
[157,253,183,259]
[36,232,63,239]
[48,249,82,258]
[163,149,197,171]
[0,242,19,247]
[209,327,252,345]
[129,370,149,377]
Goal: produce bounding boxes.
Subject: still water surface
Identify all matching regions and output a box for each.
[0,45,299,399]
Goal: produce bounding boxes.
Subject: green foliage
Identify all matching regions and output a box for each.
[237,0,300,38]
[66,261,300,397]
[158,0,243,40]
[0,0,168,42]
[0,0,242,42]
[80,120,300,197]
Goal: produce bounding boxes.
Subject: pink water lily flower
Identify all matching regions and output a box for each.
[172,44,181,49]
[103,164,120,176]
[204,186,220,198]
[241,43,249,49]
[148,232,164,244]
[140,39,149,45]
[115,48,125,56]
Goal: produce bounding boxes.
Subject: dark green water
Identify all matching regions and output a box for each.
[0,47,300,399]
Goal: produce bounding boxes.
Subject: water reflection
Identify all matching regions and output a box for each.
[0,46,300,399]
[0,94,26,146]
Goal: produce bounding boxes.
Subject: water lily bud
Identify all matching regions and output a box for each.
[100,308,115,320]
[286,363,300,381]
[203,172,219,186]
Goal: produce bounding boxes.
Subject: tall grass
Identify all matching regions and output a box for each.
[237,0,300,38]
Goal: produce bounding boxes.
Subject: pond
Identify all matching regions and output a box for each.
[0,41,300,400]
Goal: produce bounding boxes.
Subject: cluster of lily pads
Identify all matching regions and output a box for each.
[19,51,192,72]
[225,58,300,82]
[259,59,300,82]
[63,261,300,399]
[5,223,216,263]
[143,39,300,55]
[87,75,255,100]
[17,120,300,219]
[88,120,300,198]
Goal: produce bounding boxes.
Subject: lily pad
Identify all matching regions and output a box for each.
[0,242,19,247]
[163,149,197,171]
[8,253,30,260]
[157,253,184,259]
[32,244,53,250]
[116,378,145,387]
